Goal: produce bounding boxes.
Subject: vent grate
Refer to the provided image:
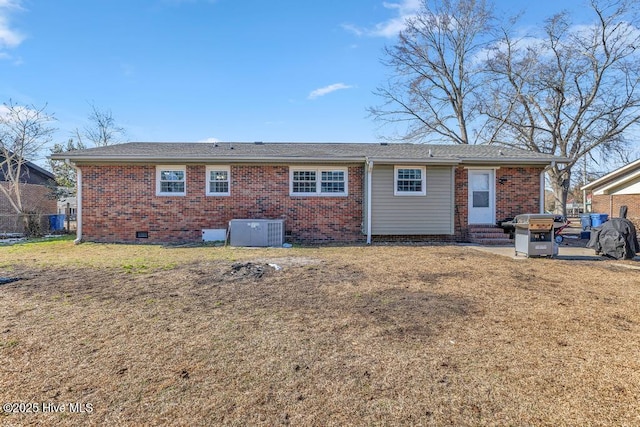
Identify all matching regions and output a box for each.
[266,222,283,246]
[229,219,285,247]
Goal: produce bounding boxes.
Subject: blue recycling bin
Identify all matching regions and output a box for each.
[580,214,591,231]
[48,214,66,231]
[590,213,609,227]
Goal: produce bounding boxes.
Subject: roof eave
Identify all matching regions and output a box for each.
[459,157,565,165]
[51,155,366,164]
[368,157,460,164]
[582,159,640,191]
[582,169,640,193]
[51,154,565,166]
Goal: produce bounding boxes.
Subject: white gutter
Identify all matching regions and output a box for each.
[581,158,640,191]
[72,161,83,244]
[51,155,366,164]
[366,158,373,245]
[589,169,640,195]
[540,161,556,213]
[366,158,460,165]
[51,155,562,166]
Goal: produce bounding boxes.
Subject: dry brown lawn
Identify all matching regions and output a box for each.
[1,239,639,426]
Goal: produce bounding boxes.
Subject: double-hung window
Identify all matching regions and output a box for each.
[290,167,348,196]
[394,166,426,196]
[156,166,186,196]
[206,166,231,196]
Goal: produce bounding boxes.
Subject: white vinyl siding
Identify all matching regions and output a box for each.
[372,165,454,235]
[206,166,231,196]
[156,166,186,196]
[289,167,348,196]
[606,176,640,195]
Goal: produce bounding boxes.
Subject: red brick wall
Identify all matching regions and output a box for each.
[454,166,543,240]
[454,167,470,240]
[495,167,544,219]
[78,163,544,244]
[79,164,365,244]
[591,193,640,230]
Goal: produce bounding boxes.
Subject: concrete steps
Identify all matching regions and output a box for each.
[468,225,513,246]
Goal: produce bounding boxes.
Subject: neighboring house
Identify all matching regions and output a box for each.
[566,199,584,216]
[57,196,77,220]
[581,158,640,229]
[56,188,78,220]
[51,142,565,244]
[0,154,57,233]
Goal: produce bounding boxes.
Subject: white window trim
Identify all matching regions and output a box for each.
[289,166,349,197]
[394,165,426,196]
[205,165,231,196]
[156,165,186,196]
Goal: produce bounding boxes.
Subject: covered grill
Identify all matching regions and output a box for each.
[513,214,556,257]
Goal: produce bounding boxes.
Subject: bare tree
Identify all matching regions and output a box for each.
[47,104,124,202]
[483,0,640,214]
[0,100,56,231]
[369,0,496,144]
[83,103,126,147]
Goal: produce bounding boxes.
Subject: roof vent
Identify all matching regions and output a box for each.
[499,150,504,155]
[428,149,433,157]
[380,142,388,146]
[254,141,264,145]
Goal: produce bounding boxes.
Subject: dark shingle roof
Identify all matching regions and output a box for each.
[1,153,55,184]
[50,142,566,165]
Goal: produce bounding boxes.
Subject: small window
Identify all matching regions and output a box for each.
[321,170,345,193]
[206,166,231,196]
[394,166,426,196]
[156,166,186,196]
[292,170,317,194]
[290,167,348,196]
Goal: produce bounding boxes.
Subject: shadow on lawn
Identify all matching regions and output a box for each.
[2,259,475,345]
[349,287,473,341]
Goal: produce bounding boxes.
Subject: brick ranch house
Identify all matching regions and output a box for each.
[582,158,640,229]
[1,155,57,234]
[51,142,565,244]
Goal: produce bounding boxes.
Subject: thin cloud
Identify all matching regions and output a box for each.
[0,0,25,53]
[481,21,640,64]
[343,0,421,38]
[0,0,23,9]
[199,137,221,143]
[308,83,353,100]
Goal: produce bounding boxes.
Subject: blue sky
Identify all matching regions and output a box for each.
[1,0,591,160]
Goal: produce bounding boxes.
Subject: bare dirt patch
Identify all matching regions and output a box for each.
[1,243,639,426]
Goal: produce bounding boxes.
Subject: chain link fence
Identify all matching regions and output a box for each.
[0,213,58,237]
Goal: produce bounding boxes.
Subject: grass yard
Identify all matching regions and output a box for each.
[1,239,639,426]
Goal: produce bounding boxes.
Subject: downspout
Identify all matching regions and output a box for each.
[540,161,556,213]
[609,195,613,218]
[67,160,83,244]
[366,158,373,244]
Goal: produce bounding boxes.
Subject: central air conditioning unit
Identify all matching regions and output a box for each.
[229,219,285,247]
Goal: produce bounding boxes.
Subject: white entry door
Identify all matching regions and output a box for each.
[468,169,495,224]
